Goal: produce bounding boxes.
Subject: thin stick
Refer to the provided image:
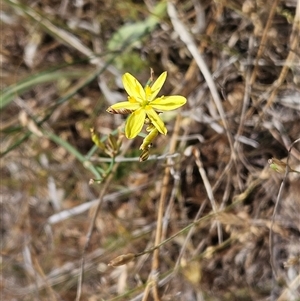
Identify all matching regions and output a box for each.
[75,140,132,301]
[152,114,182,301]
[167,2,235,158]
[140,114,183,301]
[249,0,280,86]
[264,0,300,109]
[75,172,114,301]
[167,2,241,193]
[193,147,223,243]
[269,138,300,278]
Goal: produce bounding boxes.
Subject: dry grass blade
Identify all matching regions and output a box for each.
[167,2,236,161]
[6,0,120,75]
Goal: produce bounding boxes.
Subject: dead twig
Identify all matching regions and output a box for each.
[269,138,300,278]
[249,0,280,87]
[264,0,300,109]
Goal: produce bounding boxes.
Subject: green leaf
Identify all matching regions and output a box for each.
[107,1,167,51]
[0,70,85,110]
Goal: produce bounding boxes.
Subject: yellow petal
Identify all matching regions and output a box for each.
[149,71,167,101]
[140,128,158,151]
[125,108,146,139]
[150,95,186,111]
[122,73,146,102]
[145,107,167,135]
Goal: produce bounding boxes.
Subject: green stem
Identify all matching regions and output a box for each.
[44,131,101,179]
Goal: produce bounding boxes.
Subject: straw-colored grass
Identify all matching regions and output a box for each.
[1,0,300,300]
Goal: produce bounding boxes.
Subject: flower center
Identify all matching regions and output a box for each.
[140,85,152,107]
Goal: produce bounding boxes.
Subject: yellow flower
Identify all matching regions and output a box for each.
[107,72,187,139]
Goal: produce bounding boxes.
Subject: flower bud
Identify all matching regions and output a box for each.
[106,107,134,115]
[139,149,150,162]
[90,128,105,150]
[268,158,288,174]
[140,128,158,151]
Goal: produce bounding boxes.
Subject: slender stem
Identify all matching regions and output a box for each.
[75,140,132,301]
[143,114,182,301]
